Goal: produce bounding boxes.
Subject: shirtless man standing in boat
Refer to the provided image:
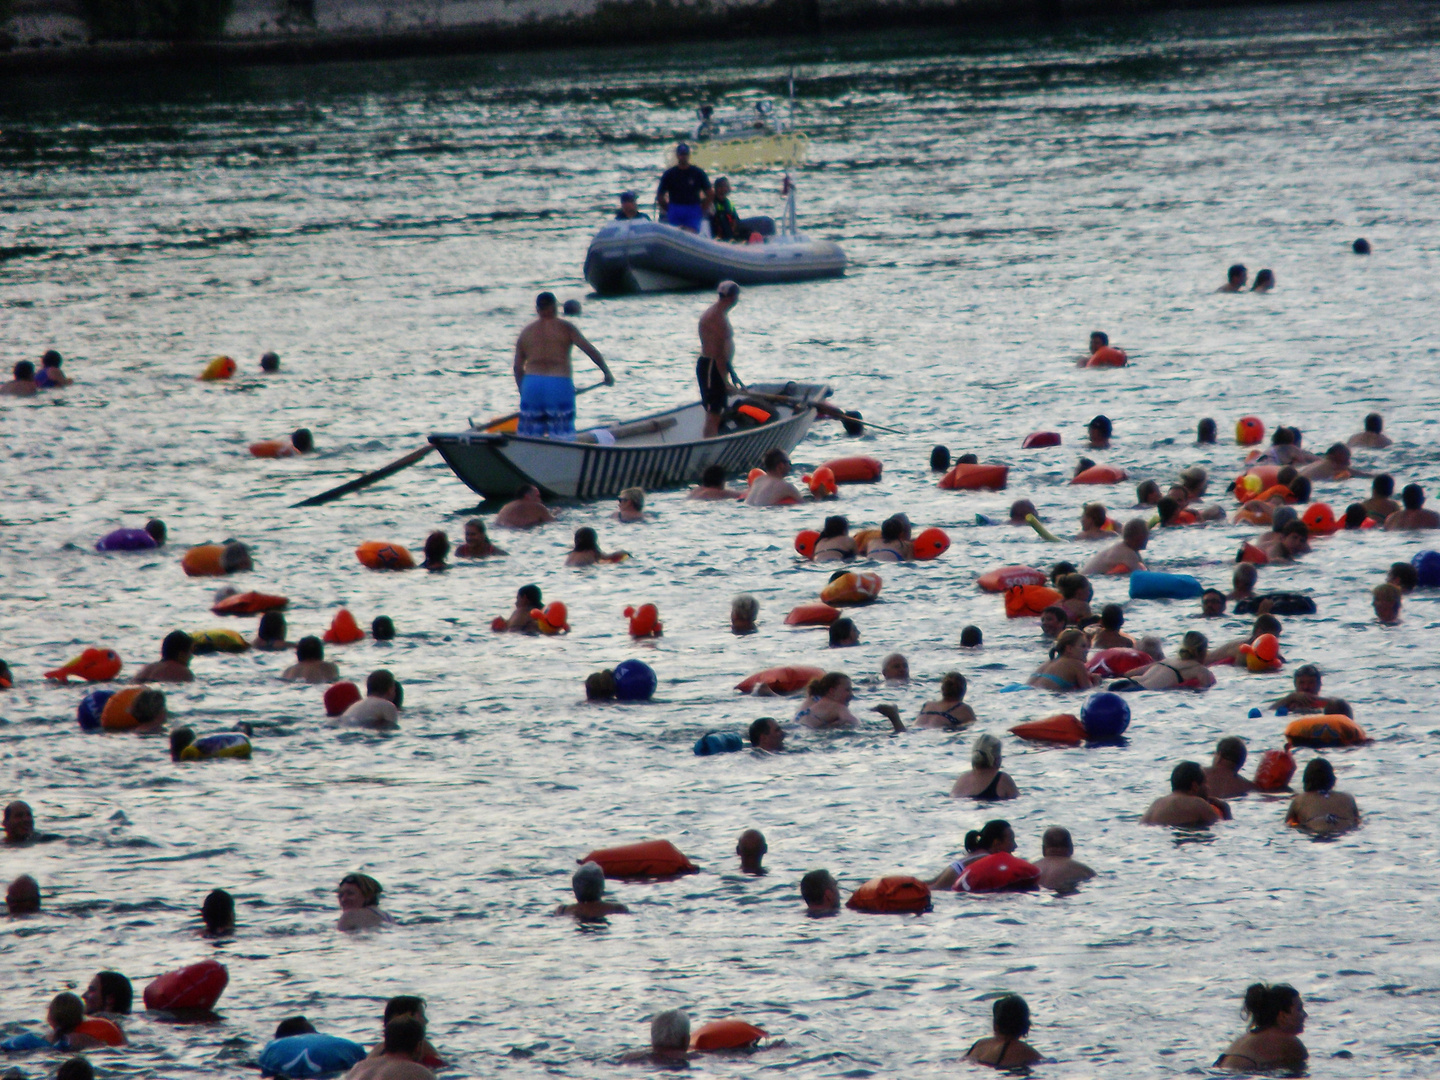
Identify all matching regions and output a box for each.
[513,292,613,439]
[698,281,745,439]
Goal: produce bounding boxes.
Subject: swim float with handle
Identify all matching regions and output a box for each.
[1072,464,1127,485]
[956,853,1040,893]
[736,665,825,695]
[845,875,932,913]
[978,566,1047,593]
[44,647,122,683]
[785,603,841,626]
[144,959,228,1011]
[819,456,883,483]
[356,541,415,570]
[1285,715,1368,748]
[1005,583,1062,618]
[1010,714,1085,745]
[820,571,882,605]
[212,591,288,616]
[939,463,1008,490]
[690,1020,766,1051]
[581,840,697,879]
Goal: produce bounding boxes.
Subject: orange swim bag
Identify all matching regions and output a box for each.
[691,1020,766,1051]
[1010,714,1085,745]
[356,541,415,570]
[820,456,883,483]
[100,687,146,731]
[1285,715,1369,748]
[939,464,1008,490]
[581,840,697,879]
[735,665,825,695]
[1086,346,1128,367]
[785,603,841,626]
[144,959,229,1011]
[1071,465,1127,484]
[1253,748,1296,791]
[820,571,882,605]
[978,565,1047,593]
[212,591,288,616]
[249,440,295,458]
[1005,584,1062,618]
[181,544,226,577]
[956,853,1041,893]
[845,875,932,914]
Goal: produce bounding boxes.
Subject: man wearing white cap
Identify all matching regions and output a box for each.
[698,280,743,438]
[656,143,712,232]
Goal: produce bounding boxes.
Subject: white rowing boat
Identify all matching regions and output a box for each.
[429,381,830,501]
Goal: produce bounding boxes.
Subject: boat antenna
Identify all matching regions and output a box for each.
[788,67,796,135]
[781,173,797,237]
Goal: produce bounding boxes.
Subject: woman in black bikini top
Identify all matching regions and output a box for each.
[965,994,1043,1069]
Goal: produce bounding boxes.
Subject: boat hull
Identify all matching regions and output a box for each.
[583,220,845,295]
[429,382,828,501]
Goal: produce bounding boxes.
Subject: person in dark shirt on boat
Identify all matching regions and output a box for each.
[710,177,752,242]
[656,143,712,232]
[614,191,648,221]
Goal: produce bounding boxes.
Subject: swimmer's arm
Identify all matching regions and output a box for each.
[513,335,528,389]
[872,704,905,732]
[1207,796,1232,821]
[568,323,614,384]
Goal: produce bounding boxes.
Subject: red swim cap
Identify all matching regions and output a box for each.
[323,681,362,717]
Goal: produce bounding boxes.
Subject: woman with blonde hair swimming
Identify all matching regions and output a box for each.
[335,872,393,930]
[950,733,1019,800]
[1028,629,1095,692]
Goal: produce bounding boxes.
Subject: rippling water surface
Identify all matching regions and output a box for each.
[4,3,1440,1076]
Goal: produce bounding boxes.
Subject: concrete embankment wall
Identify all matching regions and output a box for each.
[1,0,1315,72]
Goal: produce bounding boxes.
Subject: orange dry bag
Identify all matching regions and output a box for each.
[978,566,1046,593]
[1005,584,1062,618]
[580,840,697,879]
[356,541,415,570]
[735,665,826,695]
[785,603,841,626]
[820,456,883,483]
[845,875,932,914]
[691,1020,766,1051]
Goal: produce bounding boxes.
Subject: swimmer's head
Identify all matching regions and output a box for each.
[1287,476,1311,503]
[1196,417,1217,444]
[1137,635,1165,661]
[275,1017,316,1038]
[48,992,85,1035]
[800,869,839,909]
[828,617,858,647]
[1178,631,1208,663]
[1353,237,1370,254]
[993,994,1031,1038]
[1081,503,1106,529]
[1293,663,1321,694]
[291,428,313,453]
[220,541,252,573]
[1303,757,1336,794]
[1179,466,1208,495]
[3,800,33,841]
[1122,519,1149,548]
[819,515,849,539]
[736,828,767,867]
[700,463,726,488]
[618,487,644,512]
[956,453,978,465]
[1343,503,1367,529]
[132,689,165,727]
[201,888,235,933]
[572,861,606,903]
[1215,736,1247,768]
[1051,628,1086,660]
[1271,427,1295,447]
[749,716,784,750]
[1088,415,1112,439]
[255,611,286,643]
[651,1009,690,1052]
[518,484,542,501]
[84,972,132,1015]
[7,873,40,914]
[1253,269,1274,290]
[372,616,395,640]
[940,671,966,701]
[1049,561,1076,583]
[1075,457,1096,475]
[169,727,196,760]
[562,299,582,316]
[42,350,62,368]
[1388,562,1418,592]
[1243,984,1300,1032]
[517,584,542,610]
[1009,499,1037,522]
[1169,760,1205,794]
[971,733,1002,770]
[536,291,557,313]
[1089,330,1109,350]
[260,351,280,372]
[1227,263,1247,287]
[161,629,193,662]
[296,635,323,662]
[881,653,908,681]
[1252,614,1282,638]
[1402,483,1425,510]
[383,996,427,1025]
[337,872,383,908]
[144,518,166,545]
[366,669,397,701]
[880,516,903,541]
[1271,506,1299,532]
[930,445,951,472]
[423,530,449,566]
[1136,479,1161,506]
[572,526,598,553]
[1156,497,1179,524]
[730,593,759,624]
[717,280,741,301]
[1364,413,1383,433]
[383,1018,425,1057]
[1057,573,1090,601]
[1041,827,1073,857]
[967,819,1014,854]
[585,670,616,700]
[761,448,790,475]
[13,360,35,381]
[1038,605,1067,638]
[1373,582,1402,622]
[1200,589,1226,617]
[1099,603,1124,631]
[1372,474,1394,498]
[1324,442,1350,466]
[959,625,983,648]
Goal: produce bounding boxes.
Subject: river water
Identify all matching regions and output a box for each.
[3,3,1440,1076]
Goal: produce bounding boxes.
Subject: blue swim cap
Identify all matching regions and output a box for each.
[1247,707,1262,718]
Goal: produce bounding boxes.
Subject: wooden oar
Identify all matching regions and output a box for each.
[291,381,607,508]
[744,390,907,435]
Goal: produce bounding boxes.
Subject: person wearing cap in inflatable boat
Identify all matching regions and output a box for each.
[1081,519,1148,575]
[556,862,629,920]
[1140,760,1230,827]
[657,142,712,231]
[614,190,648,221]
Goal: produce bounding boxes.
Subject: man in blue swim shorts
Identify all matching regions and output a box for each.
[513,292,614,438]
[656,143,712,232]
